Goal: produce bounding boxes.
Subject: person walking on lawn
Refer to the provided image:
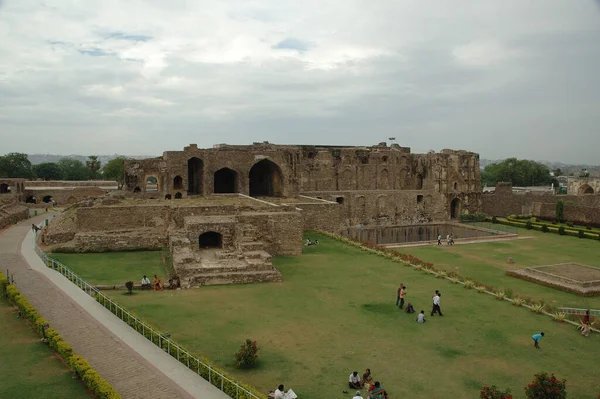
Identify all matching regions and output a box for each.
[431,290,443,316]
[532,332,545,349]
[398,285,406,309]
[396,283,403,307]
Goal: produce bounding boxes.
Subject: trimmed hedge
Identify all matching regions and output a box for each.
[495,216,600,240]
[0,271,121,399]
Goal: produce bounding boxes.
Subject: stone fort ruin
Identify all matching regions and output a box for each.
[43,142,482,287]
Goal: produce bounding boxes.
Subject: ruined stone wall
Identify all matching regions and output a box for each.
[24,187,108,206]
[237,211,303,256]
[71,231,167,252]
[536,202,600,226]
[567,177,600,195]
[293,201,340,232]
[25,181,117,188]
[0,204,28,229]
[483,182,600,219]
[76,205,171,232]
[0,178,26,203]
[123,143,482,217]
[301,190,481,227]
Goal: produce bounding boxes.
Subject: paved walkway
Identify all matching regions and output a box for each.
[1,217,229,399]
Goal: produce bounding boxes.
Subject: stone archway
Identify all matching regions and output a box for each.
[579,184,594,195]
[0,183,8,194]
[450,198,461,219]
[188,157,204,195]
[43,195,53,203]
[133,187,141,193]
[214,168,238,193]
[145,176,158,192]
[165,194,172,200]
[25,195,37,204]
[199,231,223,249]
[174,192,182,199]
[249,159,283,197]
[416,174,424,190]
[173,175,183,190]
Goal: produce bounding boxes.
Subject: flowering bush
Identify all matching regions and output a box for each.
[480,385,512,399]
[524,372,566,399]
[234,339,259,367]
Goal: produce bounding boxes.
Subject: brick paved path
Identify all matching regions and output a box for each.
[0,218,204,399]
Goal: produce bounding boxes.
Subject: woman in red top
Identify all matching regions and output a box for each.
[581,309,591,337]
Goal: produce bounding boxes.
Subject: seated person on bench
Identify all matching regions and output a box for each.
[141,275,151,290]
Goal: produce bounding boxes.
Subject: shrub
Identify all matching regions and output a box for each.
[492,216,498,224]
[532,303,545,314]
[464,280,475,289]
[558,226,565,235]
[234,339,259,367]
[459,213,487,222]
[525,220,533,230]
[125,281,134,295]
[512,297,525,307]
[480,385,513,399]
[553,312,567,323]
[437,270,448,279]
[566,221,574,228]
[524,372,566,399]
[495,291,506,300]
[541,224,549,233]
[556,201,564,222]
[578,230,584,239]
[475,285,486,293]
[504,288,514,299]
[587,225,592,230]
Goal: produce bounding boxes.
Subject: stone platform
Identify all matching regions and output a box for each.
[508,262,600,296]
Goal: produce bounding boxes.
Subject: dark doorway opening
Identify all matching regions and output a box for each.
[0,183,8,194]
[25,196,37,204]
[188,157,204,195]
[450,198,460,219]
[199,232,222,249]
[336,197,344,204]
[165,194,172,200]
[173,175,183,190]
[43,196,53,203]
[175,192,182,199]
[133,187,141,193]
[214,168,238,193]
[249,159,283,197]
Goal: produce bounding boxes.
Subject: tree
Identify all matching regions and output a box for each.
[86,156,102,179]
[0,153,33,178]
[102,157,126,189]
[481,158,556,187]
[555,200,564,223]
[58,158,88,180]
[553,168,562,176]
[33,162,62,181]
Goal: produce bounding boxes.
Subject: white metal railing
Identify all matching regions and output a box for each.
[558,307,600,317]
[33,228,264,399]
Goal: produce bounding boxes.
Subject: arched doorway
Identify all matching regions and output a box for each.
[173,175,183,190]
[174,192,182,199]
[0,183,8,194]
[25,195,37,204]
[416,174,423,190]
[450,198,461,219]
[199,232,222,249]
[188,157,204,195]
[145,176,158,192]
[579,184,594,195]
[133,187,141,193]
[249,159,283,197]
[214,168,238,193]
[165,194,172,200]
[43,195,53,203]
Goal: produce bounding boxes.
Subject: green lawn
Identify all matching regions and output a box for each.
[86,233,600,399]
[395,227,600,310]
[0,300,91,399]
[50,251,168,285]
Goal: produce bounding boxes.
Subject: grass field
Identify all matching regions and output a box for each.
[50,251,168,285]
[85,232,600,399]
[0,300,91,399]
[395,227,600,310]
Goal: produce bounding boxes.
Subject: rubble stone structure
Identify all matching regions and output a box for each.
[46,142,482,287]
[567,177,600,195]
[0,178,28,229]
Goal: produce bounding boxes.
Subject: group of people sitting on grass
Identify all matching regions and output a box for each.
[141,275,181,291]
[348,369,388,399]
[397,283,444,322]
[305,238,319,246]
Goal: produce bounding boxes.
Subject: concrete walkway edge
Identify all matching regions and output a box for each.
[20,229,229,399]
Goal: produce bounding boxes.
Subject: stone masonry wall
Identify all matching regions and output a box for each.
[24,187,108,206]
[0,204,29,229]
[76,206,171,232]
[293,201,340,232]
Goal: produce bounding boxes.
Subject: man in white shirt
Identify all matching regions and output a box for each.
[349,371,361,389]
[352,391,363,399]
[141,275,151,290]
[274,385,297,399]
[431,291,443,316]
[417,310,426,323]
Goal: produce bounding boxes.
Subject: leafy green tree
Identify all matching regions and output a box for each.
[86,156,102,179]
[58,158,88,180]
[556,200,564,223]
[0,153,33,178]
[33,162,62,180]
[102,157,126,189]
[553,168,562,176]
[481,158,556,187]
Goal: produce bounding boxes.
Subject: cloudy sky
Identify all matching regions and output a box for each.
[1,1,599,163]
